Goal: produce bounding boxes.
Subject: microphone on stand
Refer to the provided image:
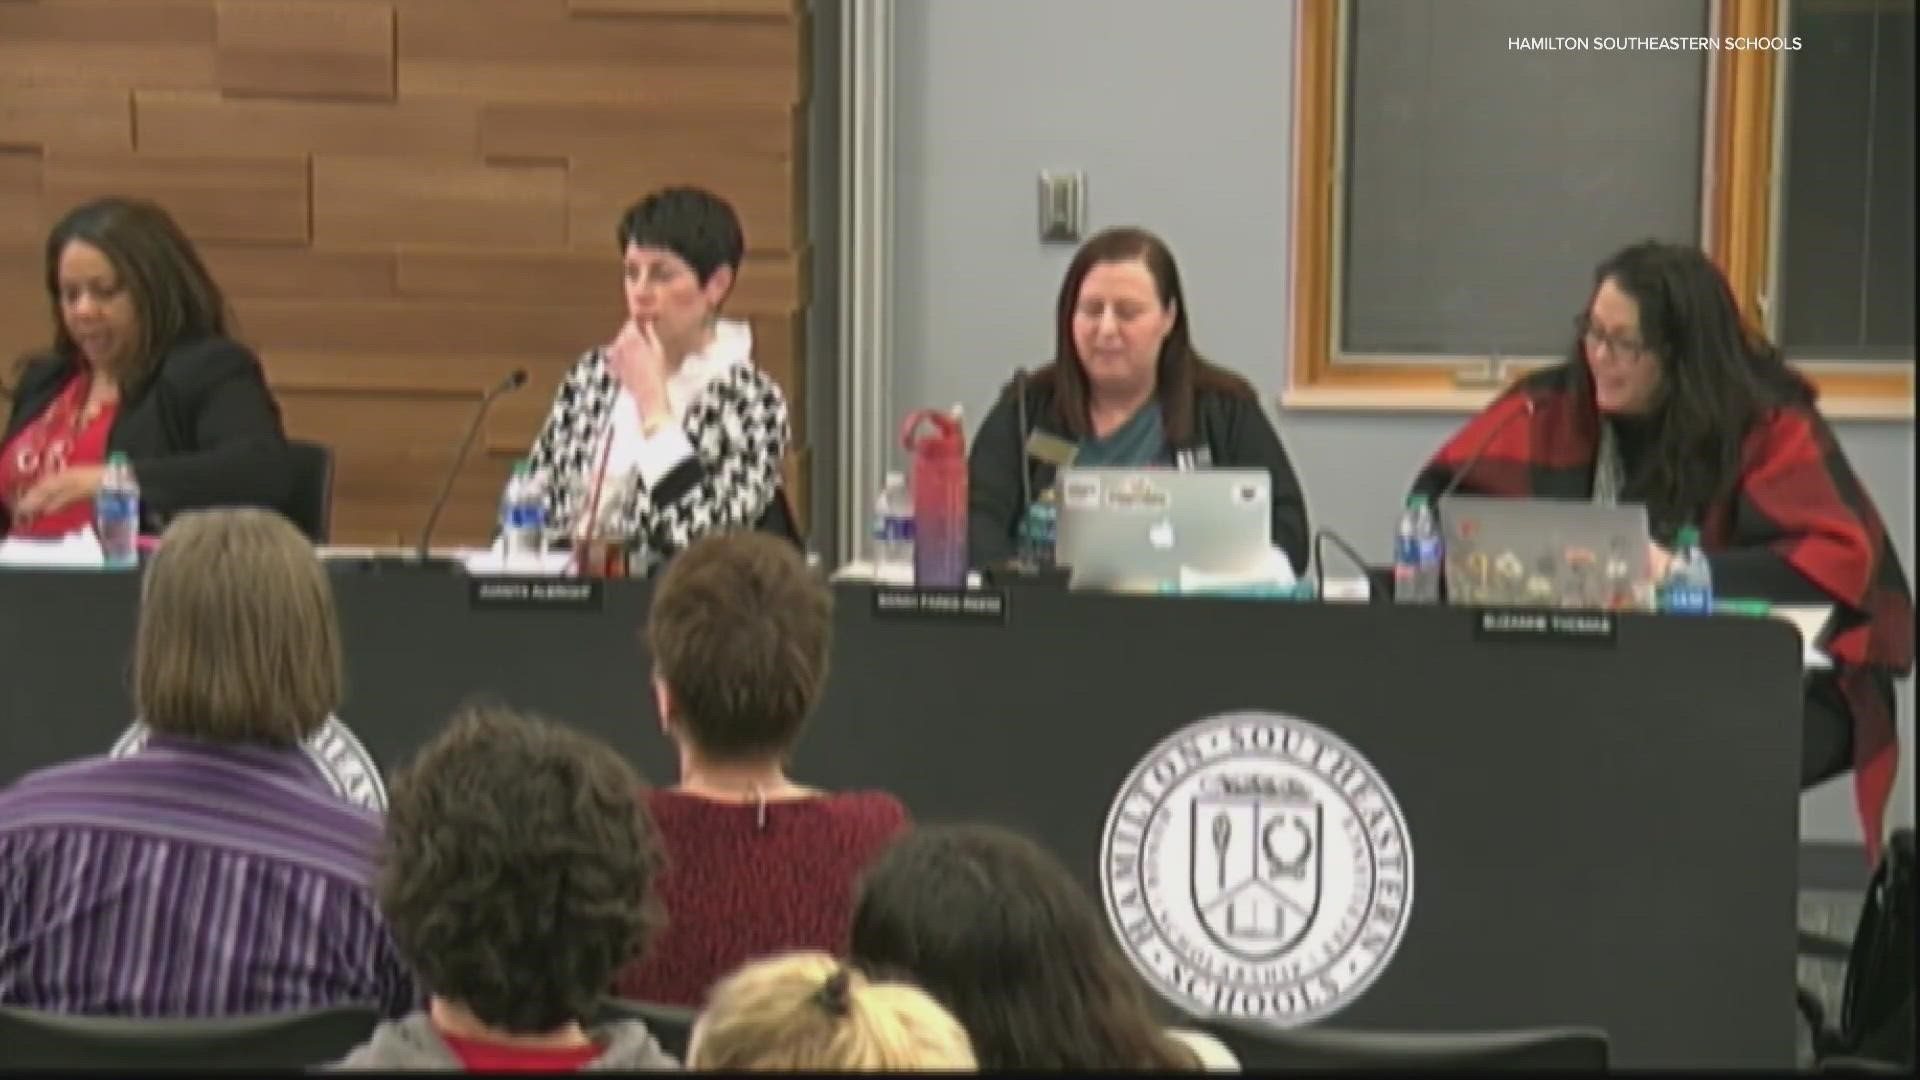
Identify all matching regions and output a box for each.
[1435,394,1536,505]
[1311,394,1536,602]
[415,368,528,563]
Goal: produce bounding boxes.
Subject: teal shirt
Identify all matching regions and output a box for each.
[1019,402,1167,561]
[1075,400,1167,467]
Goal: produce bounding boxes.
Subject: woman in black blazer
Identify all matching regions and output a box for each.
[1,197,289,539]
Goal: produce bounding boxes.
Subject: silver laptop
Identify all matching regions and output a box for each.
[1436,495,1655,610]
[1054,467,1272,589]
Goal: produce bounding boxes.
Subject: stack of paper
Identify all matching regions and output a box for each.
[0,530,105,569]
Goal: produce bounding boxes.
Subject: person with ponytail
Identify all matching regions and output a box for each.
[687,951,975,1071]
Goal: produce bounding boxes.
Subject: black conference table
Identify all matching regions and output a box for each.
[0,567,1804,1068]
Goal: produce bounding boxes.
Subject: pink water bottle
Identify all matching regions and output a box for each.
[900,409,968,587]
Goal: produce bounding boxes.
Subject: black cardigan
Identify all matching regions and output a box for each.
[966,372,1311,572]
[1,336,292,537]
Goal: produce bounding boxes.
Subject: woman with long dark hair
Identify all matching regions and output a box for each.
[848,823,1235,1071]
[1413,240,1912,851]
[966,226,1310,574]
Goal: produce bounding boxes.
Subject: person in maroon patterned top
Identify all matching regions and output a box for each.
[613,531,909,1007]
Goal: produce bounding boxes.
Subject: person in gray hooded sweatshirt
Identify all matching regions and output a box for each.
[332,704,678,1071]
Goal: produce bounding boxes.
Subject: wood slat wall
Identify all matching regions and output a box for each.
[0,0,809,545]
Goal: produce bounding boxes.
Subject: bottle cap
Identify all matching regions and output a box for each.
[107,451,129,465]
[1407,494,1429,508]
[884,469,904,485]
[511,459,531,475]
[1675,525,1701,546]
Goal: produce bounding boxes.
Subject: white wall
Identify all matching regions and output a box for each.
[889,0,1914,843]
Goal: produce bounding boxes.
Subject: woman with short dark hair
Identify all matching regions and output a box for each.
[517,185,797,575]
[1,197,290,538]
[613,531,909,1007]
[849,823,1235,1071]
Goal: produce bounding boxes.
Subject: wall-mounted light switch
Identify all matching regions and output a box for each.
[1038,171,1085,243]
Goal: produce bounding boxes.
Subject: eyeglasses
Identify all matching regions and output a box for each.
[1574,314,1651,361]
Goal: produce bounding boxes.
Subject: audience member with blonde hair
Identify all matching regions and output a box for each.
[0,508,413,1017]
[614,531,909,1005]
[688,951,974,1071]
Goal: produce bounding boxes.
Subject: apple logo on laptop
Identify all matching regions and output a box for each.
[1148,518,1176,550]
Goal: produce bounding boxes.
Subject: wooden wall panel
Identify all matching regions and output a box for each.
[42,152,311,244]
[0,2,218,90]
[216,0,396,101]
[397,1,802,106]
[137,92,480,157]
[204,245,396,300]
[0,86,134,154]
[479,102,797,162]
[0,153,41,253]
[312,157,568,248]
[571,0,797,15]
[0,0,809,544]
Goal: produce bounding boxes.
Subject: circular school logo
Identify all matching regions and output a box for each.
[1100,710,1413,1027]
[111,714,388,812]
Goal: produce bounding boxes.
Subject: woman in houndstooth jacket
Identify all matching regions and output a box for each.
[522,186,794,576]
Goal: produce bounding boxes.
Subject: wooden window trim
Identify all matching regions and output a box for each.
[1284,0,1914,419]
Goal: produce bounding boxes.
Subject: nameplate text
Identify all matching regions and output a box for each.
[469,578,603,611]
[872,586,1008,624]
[1473,608,1617,645]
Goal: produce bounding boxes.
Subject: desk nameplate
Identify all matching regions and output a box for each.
[1472,607,1618,645]
[871,586,1008,623]
[469,578,603,611]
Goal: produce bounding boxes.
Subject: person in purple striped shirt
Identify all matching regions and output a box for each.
[0,508,415,1019]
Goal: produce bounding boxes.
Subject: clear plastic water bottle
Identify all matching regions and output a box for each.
[1413,497,1443,602]
[872,470,915,580]
[1393,495,1441,603]
[500,460,546,565]
[95,452,140,568]
[1657,525,1714,614]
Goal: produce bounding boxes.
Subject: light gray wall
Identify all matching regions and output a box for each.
[889,0,1914,844]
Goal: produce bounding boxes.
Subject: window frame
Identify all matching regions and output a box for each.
[1285,0,1914,418]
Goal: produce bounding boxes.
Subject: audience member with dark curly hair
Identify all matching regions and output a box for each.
[333,704,678,1071]
[613,531,909,1006]
[849,823,1238,1072]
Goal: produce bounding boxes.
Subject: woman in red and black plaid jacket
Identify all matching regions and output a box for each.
[1411,240,1912,859]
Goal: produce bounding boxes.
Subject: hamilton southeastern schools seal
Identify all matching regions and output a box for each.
[1100,710,1413,1027]
[112,714,388,813]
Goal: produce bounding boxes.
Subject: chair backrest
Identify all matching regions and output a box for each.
[1195,1019,1610,1072]
[0,1002,381,1068]
[754,484,805,550]
[284,438,335,543]
[594,997,697,1063]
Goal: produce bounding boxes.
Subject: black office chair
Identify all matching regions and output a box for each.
[753,484,805,551]
[0,1002,380,1068]
[594,997,697,1063]
[284,438,335,543]
[1194,1019,1610,1071]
